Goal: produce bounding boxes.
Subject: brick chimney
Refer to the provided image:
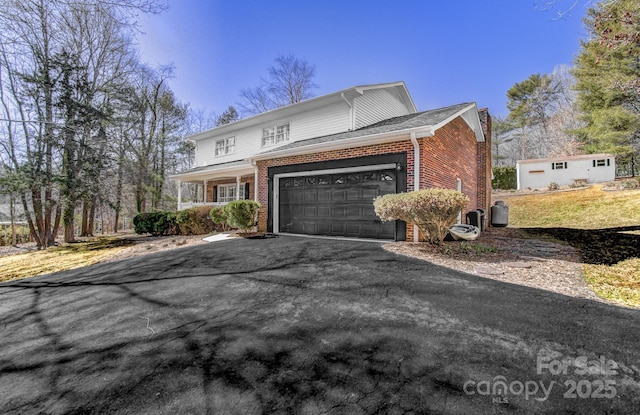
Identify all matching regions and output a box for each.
[476,108,492,220]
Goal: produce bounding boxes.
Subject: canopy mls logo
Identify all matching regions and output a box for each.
[463,354,619,404]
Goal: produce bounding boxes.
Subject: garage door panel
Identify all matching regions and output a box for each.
[332,190,346,201]
[278,168,397,239]
[317,190,331,201]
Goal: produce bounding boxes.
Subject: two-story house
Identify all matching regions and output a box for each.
[171,81,491,242]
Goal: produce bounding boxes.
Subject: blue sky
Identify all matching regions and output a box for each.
[136,0,590,119]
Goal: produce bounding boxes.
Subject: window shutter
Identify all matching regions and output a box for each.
[212,186,217,202]
[244,183,250,200]
[593,160,596,167]
[552,163,555,170]
[607,159,610,166]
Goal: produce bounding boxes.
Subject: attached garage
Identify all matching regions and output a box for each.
[266,154,408,241]
[275,165,397,239]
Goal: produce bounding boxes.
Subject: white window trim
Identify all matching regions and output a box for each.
[262,122,290,147]
[217,182,246,203]
[215,137,236,157]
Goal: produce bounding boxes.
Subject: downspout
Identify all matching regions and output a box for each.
[410,132,420,242]
[250,159,258,201]
[457,178,462,224]
[341,92,354,131]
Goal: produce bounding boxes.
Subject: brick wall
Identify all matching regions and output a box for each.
[256,114,486,241]
[412,116,479,241]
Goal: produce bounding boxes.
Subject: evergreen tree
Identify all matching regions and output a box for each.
[573,0,640,166]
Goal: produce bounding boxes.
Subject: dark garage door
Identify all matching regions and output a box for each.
[278,169,397,239]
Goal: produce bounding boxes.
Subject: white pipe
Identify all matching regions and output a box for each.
[410,132,420,242]
[251,159,259,201]
[457,178,462,224]
[341,92,354,130]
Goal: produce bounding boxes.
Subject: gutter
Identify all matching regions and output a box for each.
[250,125,434,162]
[410,132,420,243]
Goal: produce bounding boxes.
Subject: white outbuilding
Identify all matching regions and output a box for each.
[516,153,616,190]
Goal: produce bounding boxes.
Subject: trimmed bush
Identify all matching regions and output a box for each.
[224,200,261,233]
[374,189,469,244]
[492,166,517,190]
[175,206,217,235]
[133,211,177,236]
[209,206,228,231]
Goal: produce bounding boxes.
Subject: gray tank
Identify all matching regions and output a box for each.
[491,200,509,227]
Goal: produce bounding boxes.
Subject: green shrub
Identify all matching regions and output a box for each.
[548,182,560,191]
[175,206,216,235]
[223,200,261,233]
[374,188,469,244]
[492,166,517,190]
[209,206,228,231]
[133,211,177,236]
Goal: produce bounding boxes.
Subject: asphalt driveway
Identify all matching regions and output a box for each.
[1,235,639,414]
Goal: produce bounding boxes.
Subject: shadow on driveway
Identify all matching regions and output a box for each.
[1,236,639,414]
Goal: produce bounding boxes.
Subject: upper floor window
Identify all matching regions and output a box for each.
[262,123,290,146]
[215,137,235,156]
[552,162,567,170]
[593,159,610,167]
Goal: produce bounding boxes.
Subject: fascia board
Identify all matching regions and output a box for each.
[169,164,254,181]
[432,103,484,142]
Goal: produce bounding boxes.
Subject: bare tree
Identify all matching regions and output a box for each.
[239,54,317,115]
[0,0,165,246]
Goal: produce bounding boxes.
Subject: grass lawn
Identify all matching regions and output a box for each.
[506,185,640,229]
[0,238,133,283]
[504,185,640,308]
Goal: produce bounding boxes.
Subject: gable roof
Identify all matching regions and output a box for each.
[186,81,416,142]
[251,102,482,160]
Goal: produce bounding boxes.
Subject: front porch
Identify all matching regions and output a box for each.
[170,161,257,211]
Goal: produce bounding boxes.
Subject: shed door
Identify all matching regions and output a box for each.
[277,169,396,239]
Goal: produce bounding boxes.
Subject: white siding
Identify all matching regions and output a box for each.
[194,101,351,166]
[195,129,258,167]
[354,88,412,129]
[517,156,616,190]
[289,101,351,140]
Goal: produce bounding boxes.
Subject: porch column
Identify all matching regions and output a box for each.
[177,181,182,209]
[236,175,241,200]
[203,180,208,203]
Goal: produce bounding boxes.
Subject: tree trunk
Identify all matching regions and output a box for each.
[9,193,16,246]
[63,202,76,243]
[87,199,95,236]
[81,201,89,236]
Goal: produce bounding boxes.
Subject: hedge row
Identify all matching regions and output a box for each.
[133,206,218,236]
[492,166,517,190]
